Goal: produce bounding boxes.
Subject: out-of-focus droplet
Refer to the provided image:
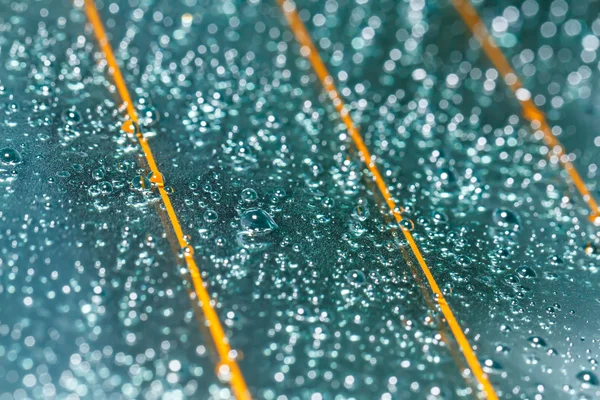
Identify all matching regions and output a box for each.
[576,371,599,386]
[528,336,547,348]
[61,108,82,126]
[0,147,23,165]
[345,270,366,287]
[492,208,521,231]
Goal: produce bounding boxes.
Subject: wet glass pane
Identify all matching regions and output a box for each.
[0,0,599,399]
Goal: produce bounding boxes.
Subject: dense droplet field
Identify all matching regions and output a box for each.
[0,0,599,399]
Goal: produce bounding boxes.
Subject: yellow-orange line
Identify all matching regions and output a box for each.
[452,0,600,225]
[81,1,251,398]
[359,155,479,393]
[276,1,498,398]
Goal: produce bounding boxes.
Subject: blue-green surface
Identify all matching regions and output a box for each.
[1,0,600,398]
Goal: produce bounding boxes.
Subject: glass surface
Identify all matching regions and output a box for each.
[0,0,599,398]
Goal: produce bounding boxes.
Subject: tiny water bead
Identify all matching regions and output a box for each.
[456,255,472,267]
[351,200,370,221]
[99,181,114,194]
[72,163,84,173]
[240,208,278,235]
[515,266,536,278]
[131,175,151,191]
[345,270,366,287]
[241,188,258,202]
[400,219,415,231]
[204,209,218,223]
[492,208,521,230]
[61,108,82,126]
[348,220,366,237]
[92,167,105,180]
[528,336,547,348]
[434,167,460,196]
[183,245,194,256]
[583,242,599,256]
[0,147,23,165]
[431,210,448,224]
[210,191,221,201]
[270,188,287,202]
[482,359,503,374]
[321,197,335,208]
[139,105,160,127]
[147,171,165,186]
[547,254,564,265]
[576,371,599,386]
[503,274,520,285]
[32,80,54,96]
[121,120,139,135]
[495,344,511,354]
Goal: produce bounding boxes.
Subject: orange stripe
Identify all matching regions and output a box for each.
[276,1,498,398]
[81,1,251,398]
[452,0,600,225]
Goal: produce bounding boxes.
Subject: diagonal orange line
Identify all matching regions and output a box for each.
[81,1,251,398]
[275,0,498,398]
[452,0,600,226]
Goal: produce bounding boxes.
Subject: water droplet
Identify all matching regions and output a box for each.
[435,167,459,196]
[303,158,323,177]
[584,242,599,256]
[204,209,218,223]
[352,199,370,221]
[61,108,82,126]
[345,270,366,287]
[495,344,511,354]
[99,181,113,194]
[32,80,54,96]
[547,254,564,265]
[241,188,258,202]
[140,105,160,127]
[321,197,335,208]
[546,348,559,356]
[400,219,414,231]
[92,168,105,180]
[131,175,151,191]
[183,246,194,256]
[7,102,19,113]
[72,164,84,173]
[528,336,547,348]
[348,220,366,237]
[431,210,448,223]
[240,208,278,235]
[456,255,472,267]
[482,358,503,374]
[0,148,22,165]
[492,208,521,231]
[503,274,520,285]
[148,171,165,186]
[576,371,599,386]
[236,231,272,251]
[516,266,536,278]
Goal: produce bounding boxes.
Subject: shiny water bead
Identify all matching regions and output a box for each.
[0,147,22,165]
[240,208,278,235]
